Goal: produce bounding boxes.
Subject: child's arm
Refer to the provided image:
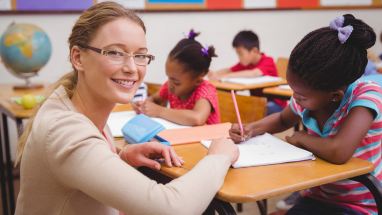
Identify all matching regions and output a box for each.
[140,98,212,126]
[229,106,300,143]
[147,91,167,106]
[220,68,263,78]
[132,91,167,114]
[286,106,374,164]
[208,68,231,80]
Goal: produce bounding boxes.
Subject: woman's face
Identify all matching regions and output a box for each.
[79,18,148,104]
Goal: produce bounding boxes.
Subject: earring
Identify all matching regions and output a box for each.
[332,98,337,102]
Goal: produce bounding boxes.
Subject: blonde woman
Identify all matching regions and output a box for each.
[15,2,238,215]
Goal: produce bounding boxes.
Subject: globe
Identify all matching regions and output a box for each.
[0,23,52,88]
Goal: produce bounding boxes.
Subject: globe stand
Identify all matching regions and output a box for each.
[13,77,43,90]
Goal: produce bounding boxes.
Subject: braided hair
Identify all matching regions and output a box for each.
[169,29,217,77]
[288,14,376,91]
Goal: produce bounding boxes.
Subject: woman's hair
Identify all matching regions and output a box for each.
[16,1,145,165]
[288,14,376,91]
[168,29,217,77]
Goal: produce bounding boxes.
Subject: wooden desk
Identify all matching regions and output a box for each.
[262,86,293,99]
[0,84,48,215]
[210,79,286,92]
[145,142,382,215]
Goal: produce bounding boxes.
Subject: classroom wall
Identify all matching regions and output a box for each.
[1,9,382,85]
[1,9,382,158]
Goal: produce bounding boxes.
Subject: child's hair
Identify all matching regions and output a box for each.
[168,29,217,77]
[289,14,376,91]
[232,30,259,51]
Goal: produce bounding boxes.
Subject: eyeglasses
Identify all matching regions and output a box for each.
[78,44,155,66]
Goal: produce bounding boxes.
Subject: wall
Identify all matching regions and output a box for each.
[1,9,382,85]
[1,9,382,157]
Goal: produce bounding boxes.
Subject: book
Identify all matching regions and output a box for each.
[107,111,189,138]
[201,133,315,168]
[221,76,283,85]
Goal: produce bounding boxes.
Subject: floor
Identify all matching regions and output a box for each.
[1,129,294,215]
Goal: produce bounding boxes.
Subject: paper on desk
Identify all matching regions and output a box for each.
[158,123,231,145]
[221,76,283,85]
[107,111,189,137]
[278,84,291,90]
[201,133,315,168]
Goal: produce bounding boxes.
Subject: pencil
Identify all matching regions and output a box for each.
[231,90,244,137]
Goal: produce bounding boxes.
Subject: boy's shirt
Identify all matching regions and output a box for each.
[230,53,278,77]
[290,79,382,215]
[230,53,286,108]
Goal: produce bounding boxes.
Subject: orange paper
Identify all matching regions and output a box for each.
[159,123,231,145]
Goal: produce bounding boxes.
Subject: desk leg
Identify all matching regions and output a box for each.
[16,118,23,137]
[256,200,267,215]
[351,173,382,214]
[1,113,15,214]
[203,199,236,215]
[0,116,9,215]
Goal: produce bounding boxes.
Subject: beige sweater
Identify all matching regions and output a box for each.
[15,86,231,215]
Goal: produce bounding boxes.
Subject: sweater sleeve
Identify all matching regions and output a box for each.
[44,112,231,215]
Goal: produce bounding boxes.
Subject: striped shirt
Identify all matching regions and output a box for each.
[290,79,382,215]
[132,83,147,102]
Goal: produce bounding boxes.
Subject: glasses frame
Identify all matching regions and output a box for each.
[78,44,155,66]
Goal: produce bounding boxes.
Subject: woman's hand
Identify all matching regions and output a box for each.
[229,123,255,143]
[120,142,184,170]
[208,138,239,165]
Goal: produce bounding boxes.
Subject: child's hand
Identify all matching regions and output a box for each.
[208,138,239,165]
[140,100,163,117]
[207,71,220,81]
[285,131,307,147]
[229,123,254,143]
[131,101,144,114]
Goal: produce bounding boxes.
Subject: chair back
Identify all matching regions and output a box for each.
[145,82,162,96]
[217,90,267,124]
[276,57,289,79]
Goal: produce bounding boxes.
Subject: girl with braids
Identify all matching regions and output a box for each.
[15,2,238,215]
[230,14,382,215]
[133,30,220,125]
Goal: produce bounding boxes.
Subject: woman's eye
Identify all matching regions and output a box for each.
[135,54,147,60]
[107,50,124,57]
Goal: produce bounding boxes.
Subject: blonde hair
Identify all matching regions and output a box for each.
[15,1,146,165]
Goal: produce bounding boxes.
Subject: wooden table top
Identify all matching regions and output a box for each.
[0,84,49,119]
[262,86,293,98]
[210,79,287,91]
[159,142,373,203]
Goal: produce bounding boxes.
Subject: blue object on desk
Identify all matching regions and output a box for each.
[122,114,169,144]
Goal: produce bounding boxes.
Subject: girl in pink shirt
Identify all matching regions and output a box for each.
[134,30,220,125]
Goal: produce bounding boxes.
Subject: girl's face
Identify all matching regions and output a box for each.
[78,18,148,104]
[287,71,337,112]
[165,58,203,99]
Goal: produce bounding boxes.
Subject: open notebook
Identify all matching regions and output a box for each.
[221,76,283,85]
[201,133,315,168]
[107,111,189,137]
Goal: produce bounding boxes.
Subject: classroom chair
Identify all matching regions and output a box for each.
[276,57,289,79]
[145,82,161,96]
[217,90,267,124]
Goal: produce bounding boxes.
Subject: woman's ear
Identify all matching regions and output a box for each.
[70,46,84,72]
[330,89,345,102]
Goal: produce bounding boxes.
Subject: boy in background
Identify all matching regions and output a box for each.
[209,30,286,114]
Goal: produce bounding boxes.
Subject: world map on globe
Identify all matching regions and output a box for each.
[0,23,52,78]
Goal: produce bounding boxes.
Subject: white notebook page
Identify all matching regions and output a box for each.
[201,133,315,168]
